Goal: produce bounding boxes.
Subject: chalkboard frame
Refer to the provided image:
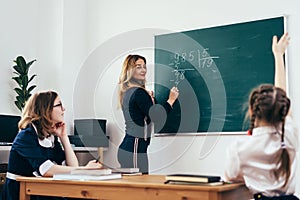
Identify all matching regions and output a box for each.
[154,16,286,135]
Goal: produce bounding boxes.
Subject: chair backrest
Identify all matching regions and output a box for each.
[0,163,7,173]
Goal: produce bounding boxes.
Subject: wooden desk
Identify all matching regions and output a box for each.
[17,175,251,200]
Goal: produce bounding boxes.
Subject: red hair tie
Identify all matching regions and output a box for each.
[247,130,252,136]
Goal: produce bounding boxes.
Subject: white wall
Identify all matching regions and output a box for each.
[1,0,300,194]
[0,0,64,114]
[0,0,39,114]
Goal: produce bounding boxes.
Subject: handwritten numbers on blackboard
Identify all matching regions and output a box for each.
[169,49,219,86]
[173,69,183,86]
[155,16,284,134]
[198,49,219,69]
[171,53,195,86]
[173,49,219,70]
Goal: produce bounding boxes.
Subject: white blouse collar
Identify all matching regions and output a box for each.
[32,124,55,148]
[252,126,279,136]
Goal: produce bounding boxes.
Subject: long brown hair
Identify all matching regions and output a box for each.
[18,90,58,139]
[118,54,146,107]
[248,84,291,186]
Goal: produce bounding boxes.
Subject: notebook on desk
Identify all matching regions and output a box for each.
[111,168,139,173]
[166,180,224,186]
[70,168,112,176]
[165,174,221,184]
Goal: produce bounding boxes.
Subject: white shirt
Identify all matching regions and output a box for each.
[32,124,64,175]
[225,116,298,197]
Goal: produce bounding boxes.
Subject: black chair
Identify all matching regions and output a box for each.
[0,163,7,193]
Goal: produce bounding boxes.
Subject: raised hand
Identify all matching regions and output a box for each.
[272,32,290,56]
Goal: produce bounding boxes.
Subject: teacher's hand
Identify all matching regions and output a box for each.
[167,87,179,107]
[148,90,155,104]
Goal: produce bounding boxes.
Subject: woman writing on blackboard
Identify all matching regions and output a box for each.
[225,33,299,199]
[117,54,179,174]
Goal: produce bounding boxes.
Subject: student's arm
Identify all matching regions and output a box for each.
[224,141,244,182]
[43,160,102,177]
[43,123,103,176]
[272,32,290,91]
[272,33,291,116]
[54,122,79,167]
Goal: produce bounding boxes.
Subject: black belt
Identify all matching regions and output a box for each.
[254,193,299,200]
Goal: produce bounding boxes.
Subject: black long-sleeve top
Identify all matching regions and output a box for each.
[122,87,172,138]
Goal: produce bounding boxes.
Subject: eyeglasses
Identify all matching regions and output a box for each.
[53,103,64,110]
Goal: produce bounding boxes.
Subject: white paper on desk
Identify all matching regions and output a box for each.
[111,168,139,173]
[53,173,121,181]
[70,168,112,176]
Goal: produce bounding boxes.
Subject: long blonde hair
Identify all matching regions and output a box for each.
[18,90,58,139]
[118,54,146,107]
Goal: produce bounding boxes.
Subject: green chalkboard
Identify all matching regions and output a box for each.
[154,16,285,134]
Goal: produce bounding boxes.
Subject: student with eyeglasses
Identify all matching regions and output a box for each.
[1,90,102,200]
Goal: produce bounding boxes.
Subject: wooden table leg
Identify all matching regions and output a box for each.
[19,182,30,200]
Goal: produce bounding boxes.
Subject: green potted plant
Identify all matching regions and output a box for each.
[12,56,37,112]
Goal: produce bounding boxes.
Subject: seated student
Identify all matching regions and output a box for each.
[1,90,102,200]
[224,33,299,200]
